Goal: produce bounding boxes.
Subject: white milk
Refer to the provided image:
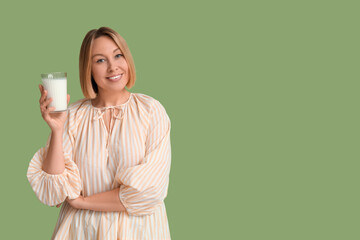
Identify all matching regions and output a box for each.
[42,77,67,111]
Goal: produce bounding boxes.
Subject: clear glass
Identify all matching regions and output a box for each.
[40,72,68,112]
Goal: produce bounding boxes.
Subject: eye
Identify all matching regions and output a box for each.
[96,58,105,63]
[115,54,124,59]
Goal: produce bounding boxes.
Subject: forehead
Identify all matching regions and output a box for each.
[92,36,120,54]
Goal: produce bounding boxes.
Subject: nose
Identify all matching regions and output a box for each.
[107,59,119,72]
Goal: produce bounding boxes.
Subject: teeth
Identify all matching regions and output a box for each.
[108,74,122,80]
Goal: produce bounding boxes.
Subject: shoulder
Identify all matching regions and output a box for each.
[67,98,90,113]
[131,93,156,111]
[132,93,169,119]
[132,93,171,133]
[66,98,91,124]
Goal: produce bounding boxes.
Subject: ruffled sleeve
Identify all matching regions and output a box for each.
[27,110,82,206]
[115,99,171,216]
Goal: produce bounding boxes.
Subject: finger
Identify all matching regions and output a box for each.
[43,97,53,108]
[39,84,45,97]
[40,97,52,112]
[45,106,56,114]
[42,102,55,115]
[39,84,45,92]
[39,85,44,103]
[39,89,48,104]
[42,107,55,122]
[67,94,70,105]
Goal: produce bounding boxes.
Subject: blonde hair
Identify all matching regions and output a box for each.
[79,27,136,99]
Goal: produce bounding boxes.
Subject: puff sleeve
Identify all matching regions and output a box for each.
[26,111,82,206]
[115,100,171,216]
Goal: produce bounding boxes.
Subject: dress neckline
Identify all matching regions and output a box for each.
[89,92,133,110]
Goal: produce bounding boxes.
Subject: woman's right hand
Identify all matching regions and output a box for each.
[39,84,70,132]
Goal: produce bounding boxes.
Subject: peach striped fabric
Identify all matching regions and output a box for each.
[27,93,172,239]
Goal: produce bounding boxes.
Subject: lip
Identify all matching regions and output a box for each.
[106,73,123,81]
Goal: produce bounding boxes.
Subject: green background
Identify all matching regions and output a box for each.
[0,0,358,239]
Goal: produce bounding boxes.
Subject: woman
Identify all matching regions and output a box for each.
[27,27,172,239]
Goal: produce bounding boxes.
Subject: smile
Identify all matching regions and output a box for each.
[107,74,123,81]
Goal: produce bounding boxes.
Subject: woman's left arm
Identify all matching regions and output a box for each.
[64,188,126,212]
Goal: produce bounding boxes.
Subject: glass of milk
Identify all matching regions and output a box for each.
[40,72,67,112]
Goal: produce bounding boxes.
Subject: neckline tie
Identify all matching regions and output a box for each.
[93,105,125,121]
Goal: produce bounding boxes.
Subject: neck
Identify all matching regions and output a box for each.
[92,89,131,108]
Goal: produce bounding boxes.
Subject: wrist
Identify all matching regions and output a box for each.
[51,128,64,136]
[70,196,87,210]
[81,196,89,210]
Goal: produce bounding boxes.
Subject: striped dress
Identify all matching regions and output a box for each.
[27,93,172,239]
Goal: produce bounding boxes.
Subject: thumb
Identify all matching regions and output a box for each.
[67,94,70,105]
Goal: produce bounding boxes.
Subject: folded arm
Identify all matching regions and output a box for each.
[66,188,126,212]
[64,100,171,215]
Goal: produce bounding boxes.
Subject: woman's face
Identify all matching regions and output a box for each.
[91,36,129,94]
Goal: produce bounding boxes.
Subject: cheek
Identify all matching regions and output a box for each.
[91,64,104,77]
[120,59,129,71]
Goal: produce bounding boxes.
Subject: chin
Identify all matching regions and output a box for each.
[109,84,128,92]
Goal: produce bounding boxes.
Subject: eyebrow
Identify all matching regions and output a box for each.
[92,48,121,58]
